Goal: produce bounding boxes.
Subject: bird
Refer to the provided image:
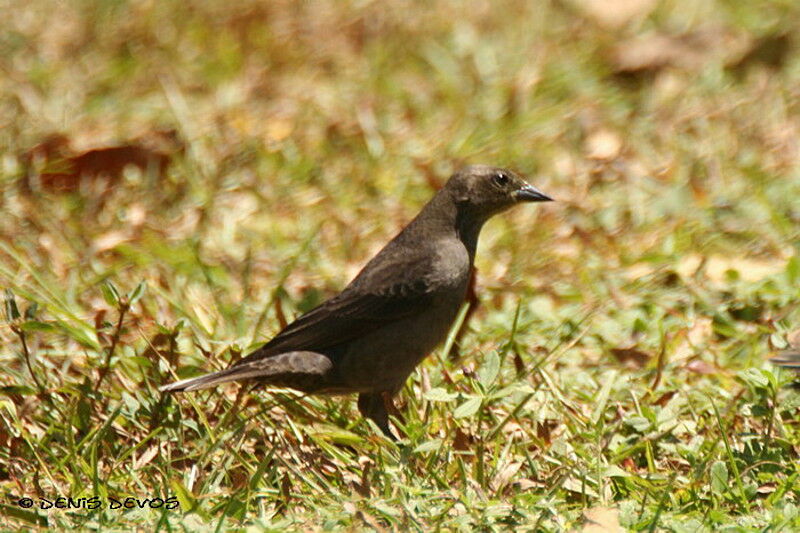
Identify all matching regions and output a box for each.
[770,349,800,370]
[160,165,553,438]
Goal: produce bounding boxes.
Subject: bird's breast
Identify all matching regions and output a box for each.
[337,243,472,394]
[430,237,472,289]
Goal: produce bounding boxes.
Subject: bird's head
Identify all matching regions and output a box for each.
[445,165,553,220]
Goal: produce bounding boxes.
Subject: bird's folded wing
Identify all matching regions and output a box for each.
[237,257,441,363]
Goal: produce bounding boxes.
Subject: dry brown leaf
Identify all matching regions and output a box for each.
[611,347,651,369]
[728,33,792,75]
[610,29,751,75]
[356,509,387,532]
[133,446,159,470]
[585,130,622,160]
[21,131,181,194]
[514,478,545,491]
[787,329,800,348]
[756,482,777,495]
[503,420,526,439]
[581,506,624,533]
[128,203,148,226]
[265,117,294,143]
[676,254,786,283]
[453,427,473,452]
[686,359,716,375]
[492,461,523,492]
[574,0,656,29]
[672,318,714,362]
[22,133,71,166]
[536,419,559,445]
[513,352,525,375]
[352,458,372,498]
[621,457,636,471]
[653,390,677,407]
[93,231,130,253]
[611,33,699,73]
[687,318,714,346]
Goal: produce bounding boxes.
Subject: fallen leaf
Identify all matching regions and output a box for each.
[581,506,624,533]
[652,390,676,407]
[21,130,182,194]
[788,329,800,348]
[756,482,777,495]
[352,459,372,498]
[492,461,523,492]
[514,478,545,491]
[453,427,473,452]
[128,203,148,226]
[676,254,786,283]
[687,318,714,346]
[611,347,651,369]
[728,33,792,76]
[609,28,750,76]
[356,509,386,532]
[133,446,159,470]
[93,231,130,252]
[585,130,622,160]
[21,133,71,167]
[686,359,716,375]
[536,419,559,445]
[574,0,656,29]
[265,117,294,143]
[562,478,598,497]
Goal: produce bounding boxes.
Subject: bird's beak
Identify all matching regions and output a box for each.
[514,183,554,202]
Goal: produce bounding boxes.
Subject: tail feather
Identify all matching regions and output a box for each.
[159,351,333,393]
[770,350,800,369]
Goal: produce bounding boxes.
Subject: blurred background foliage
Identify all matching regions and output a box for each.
[1,0,800,530]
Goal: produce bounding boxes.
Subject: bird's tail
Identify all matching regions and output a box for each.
[159,351,333,393]
[770,350,800,370]
[159,366,254,392]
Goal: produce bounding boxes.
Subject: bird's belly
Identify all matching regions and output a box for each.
[336,294,465,393]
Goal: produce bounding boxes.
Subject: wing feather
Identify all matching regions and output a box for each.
[237,250,441,364]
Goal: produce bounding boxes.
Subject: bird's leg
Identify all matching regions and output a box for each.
[381,391,405,427]
[448,266,479,362]
[358,392,396,440]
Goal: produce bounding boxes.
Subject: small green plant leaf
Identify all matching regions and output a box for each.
[453,396,482,419]
[20,320,56,332]
[414,439,443,453]
[711,461,729,494]
[478,350,500,387]
[424,388,458,402]
[101,282,120,307]
[128,281,146,305]
[4,289,20,321]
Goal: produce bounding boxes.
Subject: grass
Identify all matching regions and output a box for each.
[2,0,800,530]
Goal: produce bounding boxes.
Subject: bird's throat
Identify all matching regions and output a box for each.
[454,210,484,260]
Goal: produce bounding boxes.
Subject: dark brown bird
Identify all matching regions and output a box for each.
[160,165,552,437]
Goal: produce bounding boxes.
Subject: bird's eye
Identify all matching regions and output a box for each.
[492,172,510,187]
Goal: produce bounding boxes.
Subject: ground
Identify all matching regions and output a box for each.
[1,0,800,530]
